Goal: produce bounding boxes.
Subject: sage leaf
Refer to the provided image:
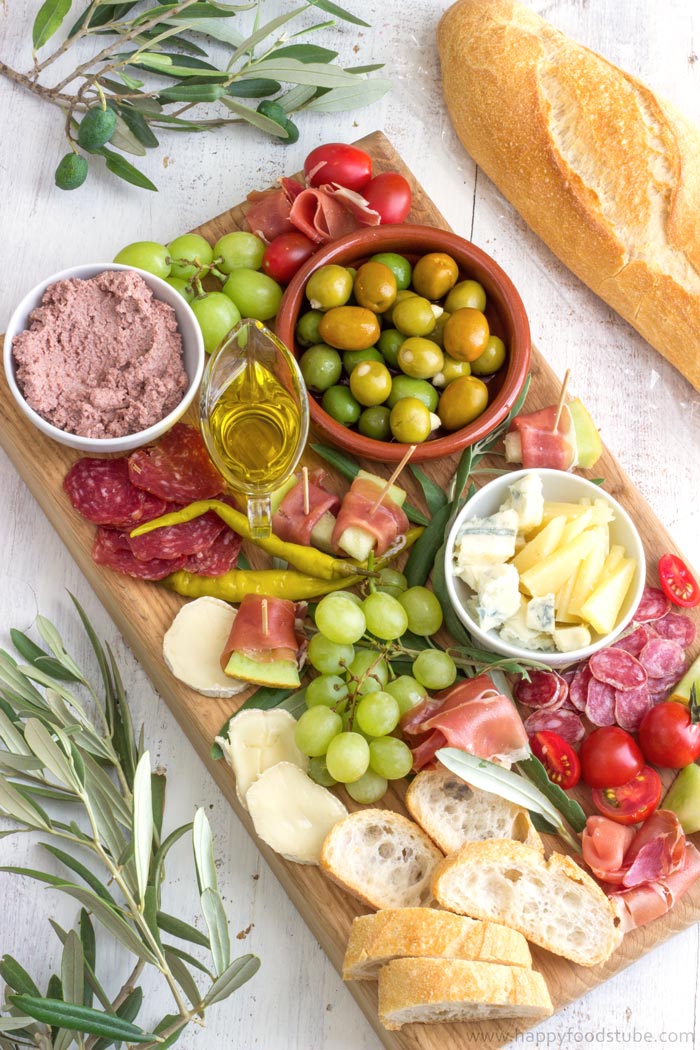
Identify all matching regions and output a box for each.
[307,0,370,27]
[192,808,217,893]
[32,0,73,50]
[60,929,84,1006]
[200,886,230,977]
[303,78,392,113]
[9,996,156,1042]
[0,955,42,996]
[132,751,153,902]
[163,949,202,1009]
[156,911,210,948]
[204,954,260,1006]
[99,149,158,191]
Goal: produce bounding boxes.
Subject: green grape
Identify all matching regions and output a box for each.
[190,292,241,354]
[308,755,337,788]
[113,241,170,280]
[214,231,265,274]
[346,769,388,804]
[222,268,283,321]
[384,675,428,717]
[368,736,414,780]
[305,674,349,708]
[167,233,214,280]
[165,277,194,303]
[294,707,343,757]
[307,634,355,675]
[341,591,364,607]
[354,691,400,737]
[412,650,457,690]
[314,593,366,645]
[398,586,444,636]
[362,592,409,641]
[375,568,408,598]
[347,649,389,695]
[325,732,370,784]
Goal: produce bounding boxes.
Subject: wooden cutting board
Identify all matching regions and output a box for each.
[1,131,698,1049]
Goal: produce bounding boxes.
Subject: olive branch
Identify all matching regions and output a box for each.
[0,596,259,1050]
[0,0,391,191]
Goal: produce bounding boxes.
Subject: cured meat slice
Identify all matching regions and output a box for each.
[128,423,224,503]
[582,817,636,884]
[611,843,700,933]
[288,184,380,244]
[568,664,591,712]
[127,509,226,562]
[64,458,167,528]
[182,528,241,577]
[332,475,409,557]
[222,594,299,665]
[92,528,186,580]
[614,683,652,733]
[588,648,647,691]
[585,677,616,726]
[244,185,295,242]
[272,472,340,546]
[647,673,681,703]
[514,670,567,710]
[522,707,585,745]
[638,637,687,680]
[633,586,671,623]
[506,404,577,471]
[611,623,656,657]
[652,612,697,648]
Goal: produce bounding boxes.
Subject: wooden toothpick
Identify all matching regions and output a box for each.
[302,465,310,516]
[552,368,571,432]
[370,445,417,515]
[261,598,269,638]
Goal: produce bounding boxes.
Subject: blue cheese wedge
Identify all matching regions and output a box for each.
[499,599,555,651]
[454,508,519,568]
[525,594,556,635]
[473,563,521,632]
[502,473,544,534]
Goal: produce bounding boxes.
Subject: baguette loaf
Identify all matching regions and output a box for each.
[406,767,543,855]
[432,839,622,967]
[320,809,443,910]
[377,958,552,1030]
[343,907,532,980]
[437,0,700,391]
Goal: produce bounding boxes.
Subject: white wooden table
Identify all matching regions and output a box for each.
[1,1,699,1046]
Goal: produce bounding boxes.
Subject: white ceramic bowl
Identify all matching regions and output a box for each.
[3,262,205,453]
[444,467,646,667]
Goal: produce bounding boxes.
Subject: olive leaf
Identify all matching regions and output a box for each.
[9,997,156,1043]
[204,955,260,1006]
[303,78,392,112]
[99,148,158,190]
[32,0,73,49]
[200,887,230,977]
[192,808,217,893]
[60,929,84,1006]
[132,751,154,902]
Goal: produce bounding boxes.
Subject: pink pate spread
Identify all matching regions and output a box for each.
[12,269,189,439]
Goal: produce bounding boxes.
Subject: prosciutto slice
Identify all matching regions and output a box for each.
[289,183,381,244]
[221,594,298,666]
[402,675,530,771]
[610,843,700,933]
[506,404,577,470]
[272,471,340,546]
[332,476,408,557]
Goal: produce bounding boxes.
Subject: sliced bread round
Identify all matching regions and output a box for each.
[405,767,543,854]
[432,839,622,967]
[343,907,532,980]
[320,809,444,910]
[377,957,553,1030]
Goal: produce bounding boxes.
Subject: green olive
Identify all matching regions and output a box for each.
[433,356,472,387]
[370,252,413,290]
[411,252,459,300]
[443,308,490,361]
[392,296,437,337]
[383,288,417,325]
[299,344,342,392]
[444,279,487,313]
[319,306,381,351]
[322,384,361,426]
[296,309,324,347]
[437,375,489,430]
[349,360,393,406]
[397,337,444,380]
[387,375,439,412]
[424,311,450,348]
[470,335,507,375]
[389,397,432,443]
[342,346,383,374]
[353,261,397,313]
[358,405,392,440]
[377,328,405,369]
[306,265,353,310]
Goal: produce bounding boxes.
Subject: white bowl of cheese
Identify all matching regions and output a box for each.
[444,468,646,667]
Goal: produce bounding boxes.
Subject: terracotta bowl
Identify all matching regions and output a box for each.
[275,224,531,463]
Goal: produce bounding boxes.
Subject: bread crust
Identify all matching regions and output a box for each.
[437,0,700,390]
[343,907,532,979]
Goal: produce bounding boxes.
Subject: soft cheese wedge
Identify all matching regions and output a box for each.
[216,709,307,809]
[246,762,347,865]
[163,597,248,698]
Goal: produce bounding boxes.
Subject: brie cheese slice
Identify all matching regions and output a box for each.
[216,709,308,809]
[163,596,247,698]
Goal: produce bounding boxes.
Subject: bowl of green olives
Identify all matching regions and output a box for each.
[275,224,530,462]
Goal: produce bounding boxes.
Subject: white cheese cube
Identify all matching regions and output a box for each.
[501,473,544,533]
[474,563,521,632]
[525,594,556,635]
[553,624,592,653]
[454,509,519,567]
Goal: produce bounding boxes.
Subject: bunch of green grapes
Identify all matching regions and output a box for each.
[112,232,283,353]
[295,584,455,805]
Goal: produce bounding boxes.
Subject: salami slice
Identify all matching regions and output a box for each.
[611,623,655,657]
[647,673,681,703]
[92,528,187,580]
[514,670,567,710]
[128,423,225,503]
[633,586,671,624]
[182,528,242,576]
[638,637,687,680]
[614,683,652,733]
[127,510,226,562]
[568,664,591,712]
[523,707,585,746]
[585,677,617,726]
[64,458,166,528]
[589,648,647,691]
[652,612,697,649]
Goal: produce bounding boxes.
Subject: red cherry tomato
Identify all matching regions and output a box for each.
[637,700,700,769]
[591,765,662,825]
[658,553,700,608]
[262,232,316,285]
[304,143,372,192]
[362,172,412,224]
[528,730,581,789]
[579,726,644,789]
